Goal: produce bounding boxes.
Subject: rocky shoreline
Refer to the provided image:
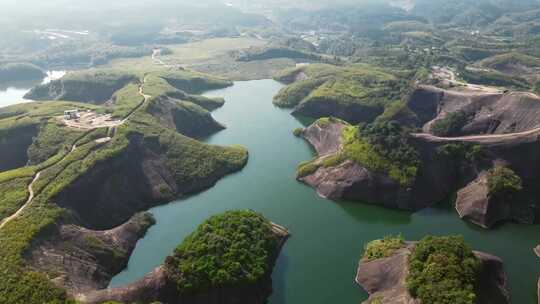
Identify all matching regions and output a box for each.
[356,241,510,304]
[297,86,540,228]
[75,222,289,304]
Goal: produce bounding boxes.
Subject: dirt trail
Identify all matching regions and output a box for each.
[0,141,78,230]
[413,124,540,143]
[432,67,502,94]
[0,172,41,229]
[121,78,151,123]
[0,78,151,230]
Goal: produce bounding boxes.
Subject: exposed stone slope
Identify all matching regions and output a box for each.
[408,85,540,136]
[356,243,510,304]
[298,118,540,227]
[76,223,289,304]
[27,213,155,294]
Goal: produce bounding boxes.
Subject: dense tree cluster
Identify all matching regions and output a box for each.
[164,210,279,294]
[406,236,481,304]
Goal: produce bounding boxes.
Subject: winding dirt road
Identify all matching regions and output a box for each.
[0,78,151,230]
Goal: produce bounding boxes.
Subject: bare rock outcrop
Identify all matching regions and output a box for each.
[303,160,415,209]
[356,244,510,304]
[455,172,534,228]
[300,119,345,155]
[455,173,505,228]
[298,112,540,226]
[298,120,460,211]
[76,223,290,304]
[408,85,540,136]
[27,212,155,294]
[356,244,419,304]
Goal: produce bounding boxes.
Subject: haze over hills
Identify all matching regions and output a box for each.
[1,1,540,304]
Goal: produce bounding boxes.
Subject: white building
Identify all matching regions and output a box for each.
[64,109,79,120]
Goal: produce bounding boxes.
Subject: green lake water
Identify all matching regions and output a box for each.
[110,79,540,303]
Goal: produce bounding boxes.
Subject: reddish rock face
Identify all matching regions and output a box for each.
[355,244,419,304]
[301,120,345,156]
[75,223,290,304]
[355,243,510,304]
[299,110,540,228]
[455,173,509,228]
[408,85,540,137]
[456,172,536,228]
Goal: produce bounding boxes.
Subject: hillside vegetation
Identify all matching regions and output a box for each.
[273,64,404,123]
[164,210,280,293]
[406,236,481,304]
[0,63,45,83]
[0,66,248,304]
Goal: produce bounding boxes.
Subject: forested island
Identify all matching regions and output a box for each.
[1,0,540,303]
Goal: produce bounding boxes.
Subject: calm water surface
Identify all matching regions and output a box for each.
[110,79,540,303]
[0,70,65,107]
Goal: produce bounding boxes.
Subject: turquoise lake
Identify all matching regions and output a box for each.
[110,79,540,303]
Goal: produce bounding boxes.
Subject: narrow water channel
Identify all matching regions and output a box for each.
[110,79,540,303]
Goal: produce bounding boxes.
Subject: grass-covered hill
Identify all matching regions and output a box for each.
[0,66,248,303]
[24,69,139,103]
[77,210,289,303]
[410,0,540,27]
[476,52,540,85]
[0,62,45,83]
[479,52,540,70]
[0,101,100,172]
[273,64,405,124]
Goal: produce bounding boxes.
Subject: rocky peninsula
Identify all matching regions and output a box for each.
[356,236,509,304]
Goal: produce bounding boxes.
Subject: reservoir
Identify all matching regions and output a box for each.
[110,79,540,303]
[0,70,65,107]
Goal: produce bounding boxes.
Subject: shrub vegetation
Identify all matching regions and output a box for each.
[363,235,405,261]
[406,236,481,304]
[164,210,279,294]
[487,166,522,199]
[431,111,468,137]
[0,66,248,303]
[342,122,420,186]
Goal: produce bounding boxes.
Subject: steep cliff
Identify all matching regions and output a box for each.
[27,212,155,293]
[356,236,509,304]
[273,64,402,124]
[407,85,540,136]
[25,70,138,103]
[75,211,290,304]
[54,131,247,230]
[0,63,45,83]
[0,122,39,171]
[297,117,540,227]
[147,95,225,138]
